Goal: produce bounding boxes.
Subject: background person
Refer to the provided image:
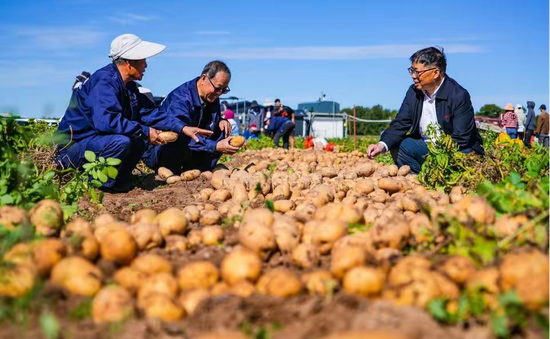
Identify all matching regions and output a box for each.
[515,104,526,140]
[524,101,536,148]
[366,47,484,174]
[243,124,261,140]
[55,33,166,193]
[142,60,237,173]
[535,104,549,147]
[274,98,296,148]
[501,103,518,139]
[222,101,241,136]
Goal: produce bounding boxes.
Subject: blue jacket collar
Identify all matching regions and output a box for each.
[187,77,204,108]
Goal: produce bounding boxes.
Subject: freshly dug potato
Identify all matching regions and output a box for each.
[230,135,245,147]
[114,267,148,294]
[273,183,291,201]
[397,165,411,176]
[499,250,549,292]
[449,186,464,204]
[178,288,210,315]
[274,200,295,213]
[187,230,203,248]
[292,243,320,269]
[211,169,230,189]
[401,194,420,213]
[320,167,338,178]
[92,285,134,324]
[92,213,117,229]
[238,220,276,254]
[305,184,335,207]
[494,215,529,238]
[100,229,137,265]
[319,330,410,339]
[62,217,93,237]
[302,270,338,295]
[408,214,433,246]
[0,206,29,228]
[384,268,440,308]
[453,196,496,225]
[183,205,200,223]
[221,247,262,285]
[93,223,125,244]
[201,171,213,180]
[331,245,366,279]
[159,131,178,143]
[125,223,163,250]
[164,235,188,252]
[209,189,231,202]
[167,175,182,184]
[302,219,348,254]
[272,216,300,252]
[256,268,302,297]
[377,178,405,194]
[65,235,99,261]
[154,208,188,237]
[314,203,362,224]
[30,199,64,236]
[131,254,173,275]
[0,265,37,297]
[343,266,386,297]
[131,209,157,225]
[432,272,460,299]
[177,261,219,290]
[33,239,66,276]
[158,167,174,180]
[369,214,410,250]
[388,165,399,177]
[137,272,179,307]
[210,282,230,296]
[231,183,248,203]
[180,169,201,181]
[140,294,184,321]
[202,226,224,245]
[466,267,500,309]
[356,163,375,177]
[439,256,477,285]
[199,210,222,226]
[51,256,103,296]
[228,281,256,297]
[516,274,549,310]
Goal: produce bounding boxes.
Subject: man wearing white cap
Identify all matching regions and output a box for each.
[56,33,166,192]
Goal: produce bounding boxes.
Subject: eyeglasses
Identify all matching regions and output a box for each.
[206,76,230,94]
[408,67,437,77]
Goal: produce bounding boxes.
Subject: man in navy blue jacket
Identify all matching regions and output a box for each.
[367,47,484,173]
[142,60,237,173]
[56,34,167,192]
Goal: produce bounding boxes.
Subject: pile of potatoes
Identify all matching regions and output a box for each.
[0,148,547,326]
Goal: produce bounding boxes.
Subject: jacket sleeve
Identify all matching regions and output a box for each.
[449,91,477,150]
[89,80,148,138]
[380,87,414,150]
[525,112,535,130]
[534,115,543,134]
[140,96,186,134]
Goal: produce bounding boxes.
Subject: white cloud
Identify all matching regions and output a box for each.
[193,31,231,35]
[165,43,483,60]
[109,13,159,25]
[12,26,106,50]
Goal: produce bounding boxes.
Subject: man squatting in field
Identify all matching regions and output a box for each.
[367,47,484,173]
[56,34,236,192]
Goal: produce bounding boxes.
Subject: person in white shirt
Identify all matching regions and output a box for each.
[366,47,484,173]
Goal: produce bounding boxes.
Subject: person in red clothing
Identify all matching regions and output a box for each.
[500,103,518,139]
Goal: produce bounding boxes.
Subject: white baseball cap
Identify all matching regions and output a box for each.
[109,33,166,60]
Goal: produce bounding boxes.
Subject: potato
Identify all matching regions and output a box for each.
[29,199,64,236]
[0,264,37,297]
[92,213,117,229]
[93,222,126,243]
[397,165,411,176]
[368,189,389,203]
[256,268,302,297]
[195,333,249,339]
[209,189,231,202]
[178,261,219,290]
[114,267,148,294]
[343,266,386,297]
[0,206,29,228]
[202,226,224,245]
[388,165,399,177]
[154,207,188,237]
[377,178,404,194]
[100,229,137,265]
[331,245,366,279]
[499,250,549,292]
[164,235,188,252]
[178,288,210,315]
[302,271,338,295]
[210,282,230,296]
[158,167,174,180]
[291,243,319,269]
[159,131,178,143]
[62,217,93,237]
[165,175,181,184]
[314,203,362,224]
[199,210,222,227]
[140,294,184,321]
[305,184,335,206]
[131,209,157,225]
[408,214,433,246]
[238,220,276,254]
[439,255,476,285]
[211,169,230,189]
[466,267,500,309]
[302,219,348,254]
[33,239,66,276]
[51,257,103,296]
[125,223,163,250]
[432,272,460,299]
[92,285,134,324]
[228,281,256,297]
[182,205,200,223]
[273,183,291,201]
[494,215,529,238]
[401,194,420,213]
[274,200,295,213]
[177,169,200,182]
[452,196,496,225]
[319,331,410,339]
[201,171,213,180]
[356,163,375,177]
[187,230,203,248]
[272,216,300,252]
[320,167,338,178]
[65,235,99,261]
[131,254,173,275]
[221,247,262,285]
[516,274,549,311]
[137,272,179,307]
[384,268,440,308]
[230,135,245,147]
[369,214,410,250]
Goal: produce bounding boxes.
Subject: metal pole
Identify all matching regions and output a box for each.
[353,105,357,144]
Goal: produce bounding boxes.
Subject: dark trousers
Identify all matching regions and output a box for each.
[273,122,295,149]
[56,135,146,188]
[524,129,534,148]
[390,137,429,174]
[142,133,224,174]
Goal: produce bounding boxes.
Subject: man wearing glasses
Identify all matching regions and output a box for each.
[367,47,484,173]
[142,60,238,173]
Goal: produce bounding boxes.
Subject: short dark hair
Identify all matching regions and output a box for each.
[410,46,447,74]
[540,104,547,110]
[202,60,231,79]
[275,99,281,103]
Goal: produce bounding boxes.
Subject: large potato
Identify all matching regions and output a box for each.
[0,206,29,228]
[158,167,174,180]
[159,131,178,143]
[302,219,348,254]
[211,169,230,190]
[292,243,320,269]
[154,207,188,237]
[30,199,64,236]
[100,229,137,265]
[272,216,300,252]
[231,183,248,204]
[137,272,179,308]
[131,254,173,275]
[0,265,37,297]
[51,257,103,296]
[331,245,366,279]
[274,200,295,213]
[230,136,245,147]
[273,183,291,201]
[181,169,201,181]
[183,205,200,223]
[202,226,224,245]
[209,189,231,202]
[178,288,210,315]
[114,267,148,294]
[221,247,262,285]
[177,261,219,290]
[164,235,188,252]
[167,175,182,184]
[92,213,117,229]
[92,285,134,324]
[238,220,276,254]
[439,255,476,285]
[256,268,302,297]
[33,238,66,276]
[314,203,362,224]
[408,214,433,246]
[140,294,184,321]
[499,250,549,292]
[369,213,410,250]
[302,270,338,295]
[200,210,222,226]
[63,217,93,237]
[343,266,386,297]
[65,235,99,261]
[131,209,157,225]
[125,223,163,250]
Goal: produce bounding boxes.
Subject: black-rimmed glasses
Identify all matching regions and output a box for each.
[206,76,230,94]
[408,67,437,77]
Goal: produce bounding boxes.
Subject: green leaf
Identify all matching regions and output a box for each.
[82,163,94,170]
[84,151,96,163]
[427,298,450,323]
[90,180,102,188]
[99,157,106,164]
[43,171,55,181]
[97,171,108,183]
[264,199,274,212]
[40,312,60,339]
[106,158,122,166]
[490,312,509,338]
[106,167,118,179]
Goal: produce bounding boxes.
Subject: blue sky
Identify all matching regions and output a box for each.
[1,0,548,118]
